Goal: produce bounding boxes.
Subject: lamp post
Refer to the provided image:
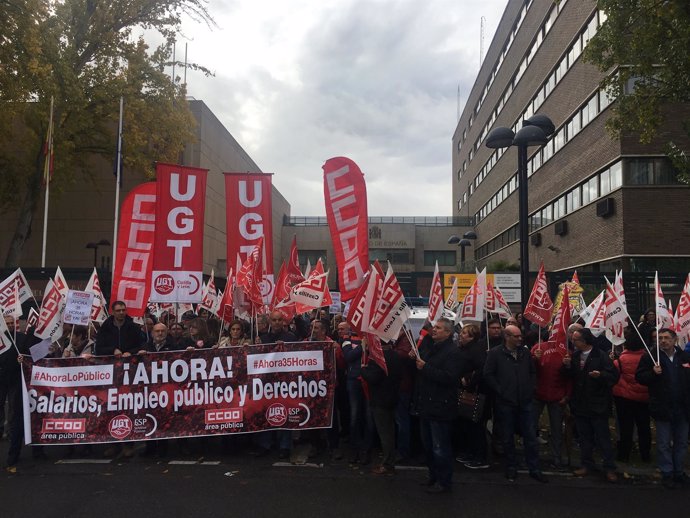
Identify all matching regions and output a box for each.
[486,114,554,310]
[448,231,477,272]
[85,239,111,268]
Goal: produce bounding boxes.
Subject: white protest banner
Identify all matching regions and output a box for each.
[329,291,342,314]
[63,290,95,326]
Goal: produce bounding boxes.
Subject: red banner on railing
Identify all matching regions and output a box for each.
[22,342,335,445]
[323,157,369,301]
[111,182,157,317]
[150,163,208,303]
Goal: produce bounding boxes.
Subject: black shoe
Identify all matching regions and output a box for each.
[248,447,270,458]
[663,476,678,490]
[425,484,452,494]
[419,478,437,487]
[674,473,689,486]
[359,450,371,465]
[278,448,290,460]
[506,469,517,482]
[530,471,548,483]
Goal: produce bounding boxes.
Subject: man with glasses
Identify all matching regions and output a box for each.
[636,327,690,489]
[563,328,619,483]
[484,325,547,483]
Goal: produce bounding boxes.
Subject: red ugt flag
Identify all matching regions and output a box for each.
[524,262,553,328]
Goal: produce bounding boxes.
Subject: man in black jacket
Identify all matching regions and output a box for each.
[484,325,546,483]
[563,328,619,482]
[412,318,462,494]
[94,301,143,356]
[636,327,690,489]
[361,339,401,475]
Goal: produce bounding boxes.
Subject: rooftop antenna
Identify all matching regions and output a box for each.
[480,16,486,67]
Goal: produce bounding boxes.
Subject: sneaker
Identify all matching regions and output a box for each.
[464,461,490,470]
[425,484,452,494]
[530,471,549,483]
[537,436,548,445]
[455,454,473,464]
[505,469,517,482]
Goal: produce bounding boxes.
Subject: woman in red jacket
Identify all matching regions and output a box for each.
[612,332,651,463]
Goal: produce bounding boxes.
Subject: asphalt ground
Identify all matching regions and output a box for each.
[0,439,680,518]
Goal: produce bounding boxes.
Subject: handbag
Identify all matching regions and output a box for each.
[457,389,486,423]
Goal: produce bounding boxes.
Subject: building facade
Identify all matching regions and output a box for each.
[452,0,690,275]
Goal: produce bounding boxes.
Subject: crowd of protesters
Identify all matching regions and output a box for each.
[1,303,689,493]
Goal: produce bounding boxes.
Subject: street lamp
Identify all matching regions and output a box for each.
[486,114,554,310]
[448,231,477,272]
[85,239,111,268]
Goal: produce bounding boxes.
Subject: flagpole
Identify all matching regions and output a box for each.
[41,96,54,269]
[485,308,490,351]
[112,96,124,274]
[604,275,657,365]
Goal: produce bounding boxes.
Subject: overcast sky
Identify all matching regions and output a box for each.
[173,0,506,216]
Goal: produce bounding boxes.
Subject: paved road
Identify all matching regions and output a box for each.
[0,442,677,518]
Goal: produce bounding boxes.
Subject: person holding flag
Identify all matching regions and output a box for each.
[411,318,462,494]
[636,327,690,489]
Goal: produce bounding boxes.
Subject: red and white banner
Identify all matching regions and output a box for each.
[1,279,22,319]
[112,182,157,317]
[459,268,486,322]
[0,312,14,355]
[486,280,511,318]
[201,269,218,313]
[323,157,369,301]
[150,163,207,303]
[291,259,332,314]
[582,290,606,335]
[524,262,553,328]
[369,263,411,342]
[444,277,458,311]
[224,173,274,301]
[547,284,571,350]
[286,236,305,286]
[85,268,108,324]
[22,343,335,445]
[428,262,444,324]
[0,268,32,308]
[347,262,384,334]
[34,279,65,342]
[655,272,674,330]
[675,274,690,345]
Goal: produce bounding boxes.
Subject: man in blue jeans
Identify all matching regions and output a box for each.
[411,318,462,494]
[636,327,690,489]
[484,325,547,483]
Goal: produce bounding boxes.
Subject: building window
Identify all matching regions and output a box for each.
[300,250,326,271]
[370,249,413,264]
[423,250,456,267]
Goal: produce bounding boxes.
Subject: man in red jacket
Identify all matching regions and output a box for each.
[532,341,571,470]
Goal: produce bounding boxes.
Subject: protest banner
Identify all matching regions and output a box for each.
[63,290,95,326]
[150,163,208,303]
[22,342,335,445]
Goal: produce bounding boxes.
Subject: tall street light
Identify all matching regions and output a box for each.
[485,114,554,310]
[448,231,478,273]
[85,239,111,268]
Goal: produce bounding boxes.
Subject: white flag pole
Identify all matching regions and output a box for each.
[40,96,54,269]
[112,96,124,274]
[603,276,656,364]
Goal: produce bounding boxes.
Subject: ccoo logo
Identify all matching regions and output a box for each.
[154,274,175,295]
[109,414,133,440]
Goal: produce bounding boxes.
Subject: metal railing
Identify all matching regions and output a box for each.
[284,216,475,227]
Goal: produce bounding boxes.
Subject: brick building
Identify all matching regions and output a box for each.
[452,0,690,275]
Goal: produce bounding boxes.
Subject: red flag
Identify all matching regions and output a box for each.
[363,332,388,375]
[323,157,369,301]
[347,261,384,334]
[428,262,444,324]
[524,262,553,328]
[286,236,305,286]
[571,270,580,285]
[547,285,571,350]
[85,267,108,323]
[236,237,264,306]
[216,269,235,322]
[369,263,411,342]
[291,259,331,314]
[111,182,157,318]
[150,163,208,303]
